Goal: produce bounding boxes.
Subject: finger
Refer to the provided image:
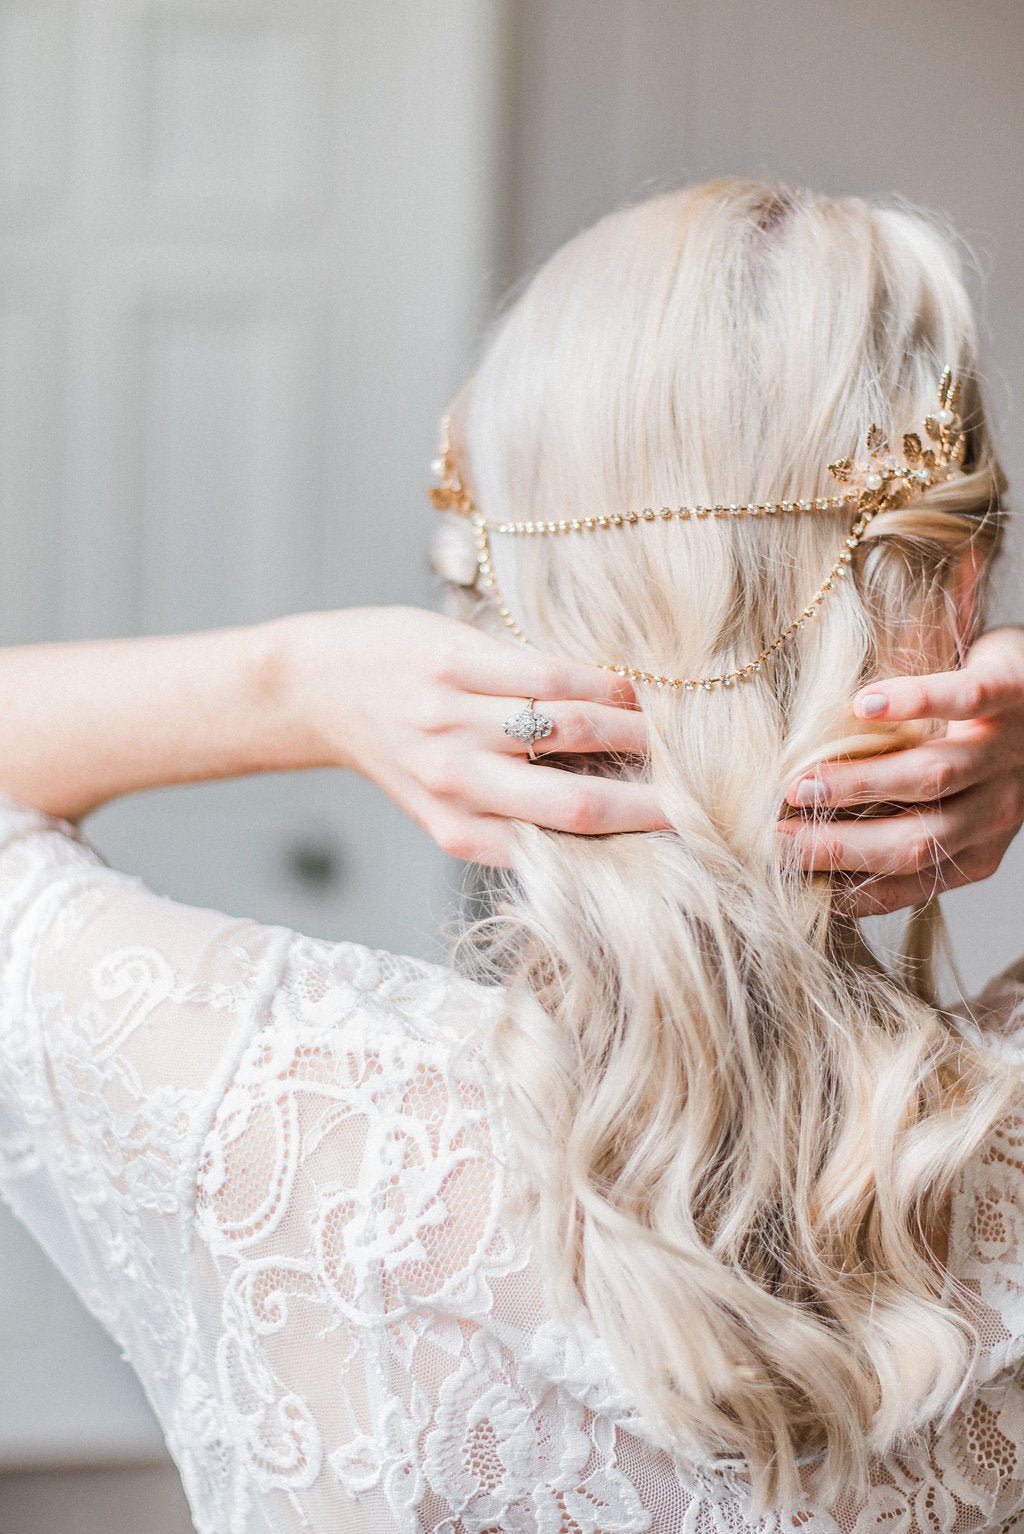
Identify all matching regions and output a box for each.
[828,844,1004,917]
[438,630,639,709]
[851,628,1024,723]
[479,757,669,835]
[426,809,512,867]
[852,665,1020,725]
[785,736,993,809]
[776,780,1014,877]
[485,698,650,758]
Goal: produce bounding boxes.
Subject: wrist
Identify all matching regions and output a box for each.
[239,614,322,775]
[253,608,370,775]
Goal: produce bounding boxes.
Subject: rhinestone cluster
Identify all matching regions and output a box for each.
[502,706,555,744]
[431,370,966,692]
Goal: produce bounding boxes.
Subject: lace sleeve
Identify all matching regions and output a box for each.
[185,928,519,1532]
[0,793,291,1415]
[0,791,516,1532]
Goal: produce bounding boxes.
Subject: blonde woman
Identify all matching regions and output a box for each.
[2,180,1024,1531]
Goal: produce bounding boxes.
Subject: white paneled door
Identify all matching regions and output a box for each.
[0,0,502,1465]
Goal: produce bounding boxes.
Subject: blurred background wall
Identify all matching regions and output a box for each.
[0,2,1022,1529]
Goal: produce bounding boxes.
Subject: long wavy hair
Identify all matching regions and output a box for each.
[431,179,1022,1512]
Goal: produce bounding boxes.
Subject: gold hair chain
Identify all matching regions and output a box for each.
[429,370,966,692]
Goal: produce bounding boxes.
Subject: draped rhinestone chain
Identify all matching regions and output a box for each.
[484,494,854,536]
[471,504,879,690]
[431,369,965,692]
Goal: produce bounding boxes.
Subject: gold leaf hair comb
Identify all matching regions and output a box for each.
[429,370,967,692]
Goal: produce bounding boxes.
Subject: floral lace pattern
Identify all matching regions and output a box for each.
[1,794,1024,1532]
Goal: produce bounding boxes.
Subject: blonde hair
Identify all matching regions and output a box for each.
[432,179,1021,1512]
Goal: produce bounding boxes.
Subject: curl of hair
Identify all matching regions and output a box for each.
[433,179,1022,1514]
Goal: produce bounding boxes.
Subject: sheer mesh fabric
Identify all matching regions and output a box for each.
[1,793,1024,1533]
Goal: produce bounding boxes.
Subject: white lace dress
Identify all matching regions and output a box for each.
[1,793,1024,1534]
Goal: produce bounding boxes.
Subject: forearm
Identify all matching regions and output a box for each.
[0,617,315,822]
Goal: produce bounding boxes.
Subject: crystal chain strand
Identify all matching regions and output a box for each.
[441,370,964,692]
[486,493,855,535]
[471,506,880,691]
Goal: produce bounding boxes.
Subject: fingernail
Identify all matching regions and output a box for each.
[793,776,827,807]
[856,692,887,718]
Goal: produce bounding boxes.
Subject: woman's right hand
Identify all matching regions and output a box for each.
[278,605,666,867]
[778,626,1024,913]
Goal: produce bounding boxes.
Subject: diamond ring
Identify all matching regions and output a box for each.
[503,698,555,761]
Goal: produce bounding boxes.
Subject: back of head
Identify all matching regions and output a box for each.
[433,179,1019,1512]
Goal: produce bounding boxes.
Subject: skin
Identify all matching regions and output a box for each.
[779,625,1024,915]
[0,604,1021,916]
[0,607,662,848]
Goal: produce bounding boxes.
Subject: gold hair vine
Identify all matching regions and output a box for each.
[429,369,966,691]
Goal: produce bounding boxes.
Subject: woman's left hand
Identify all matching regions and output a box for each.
[778,626,1024,914]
